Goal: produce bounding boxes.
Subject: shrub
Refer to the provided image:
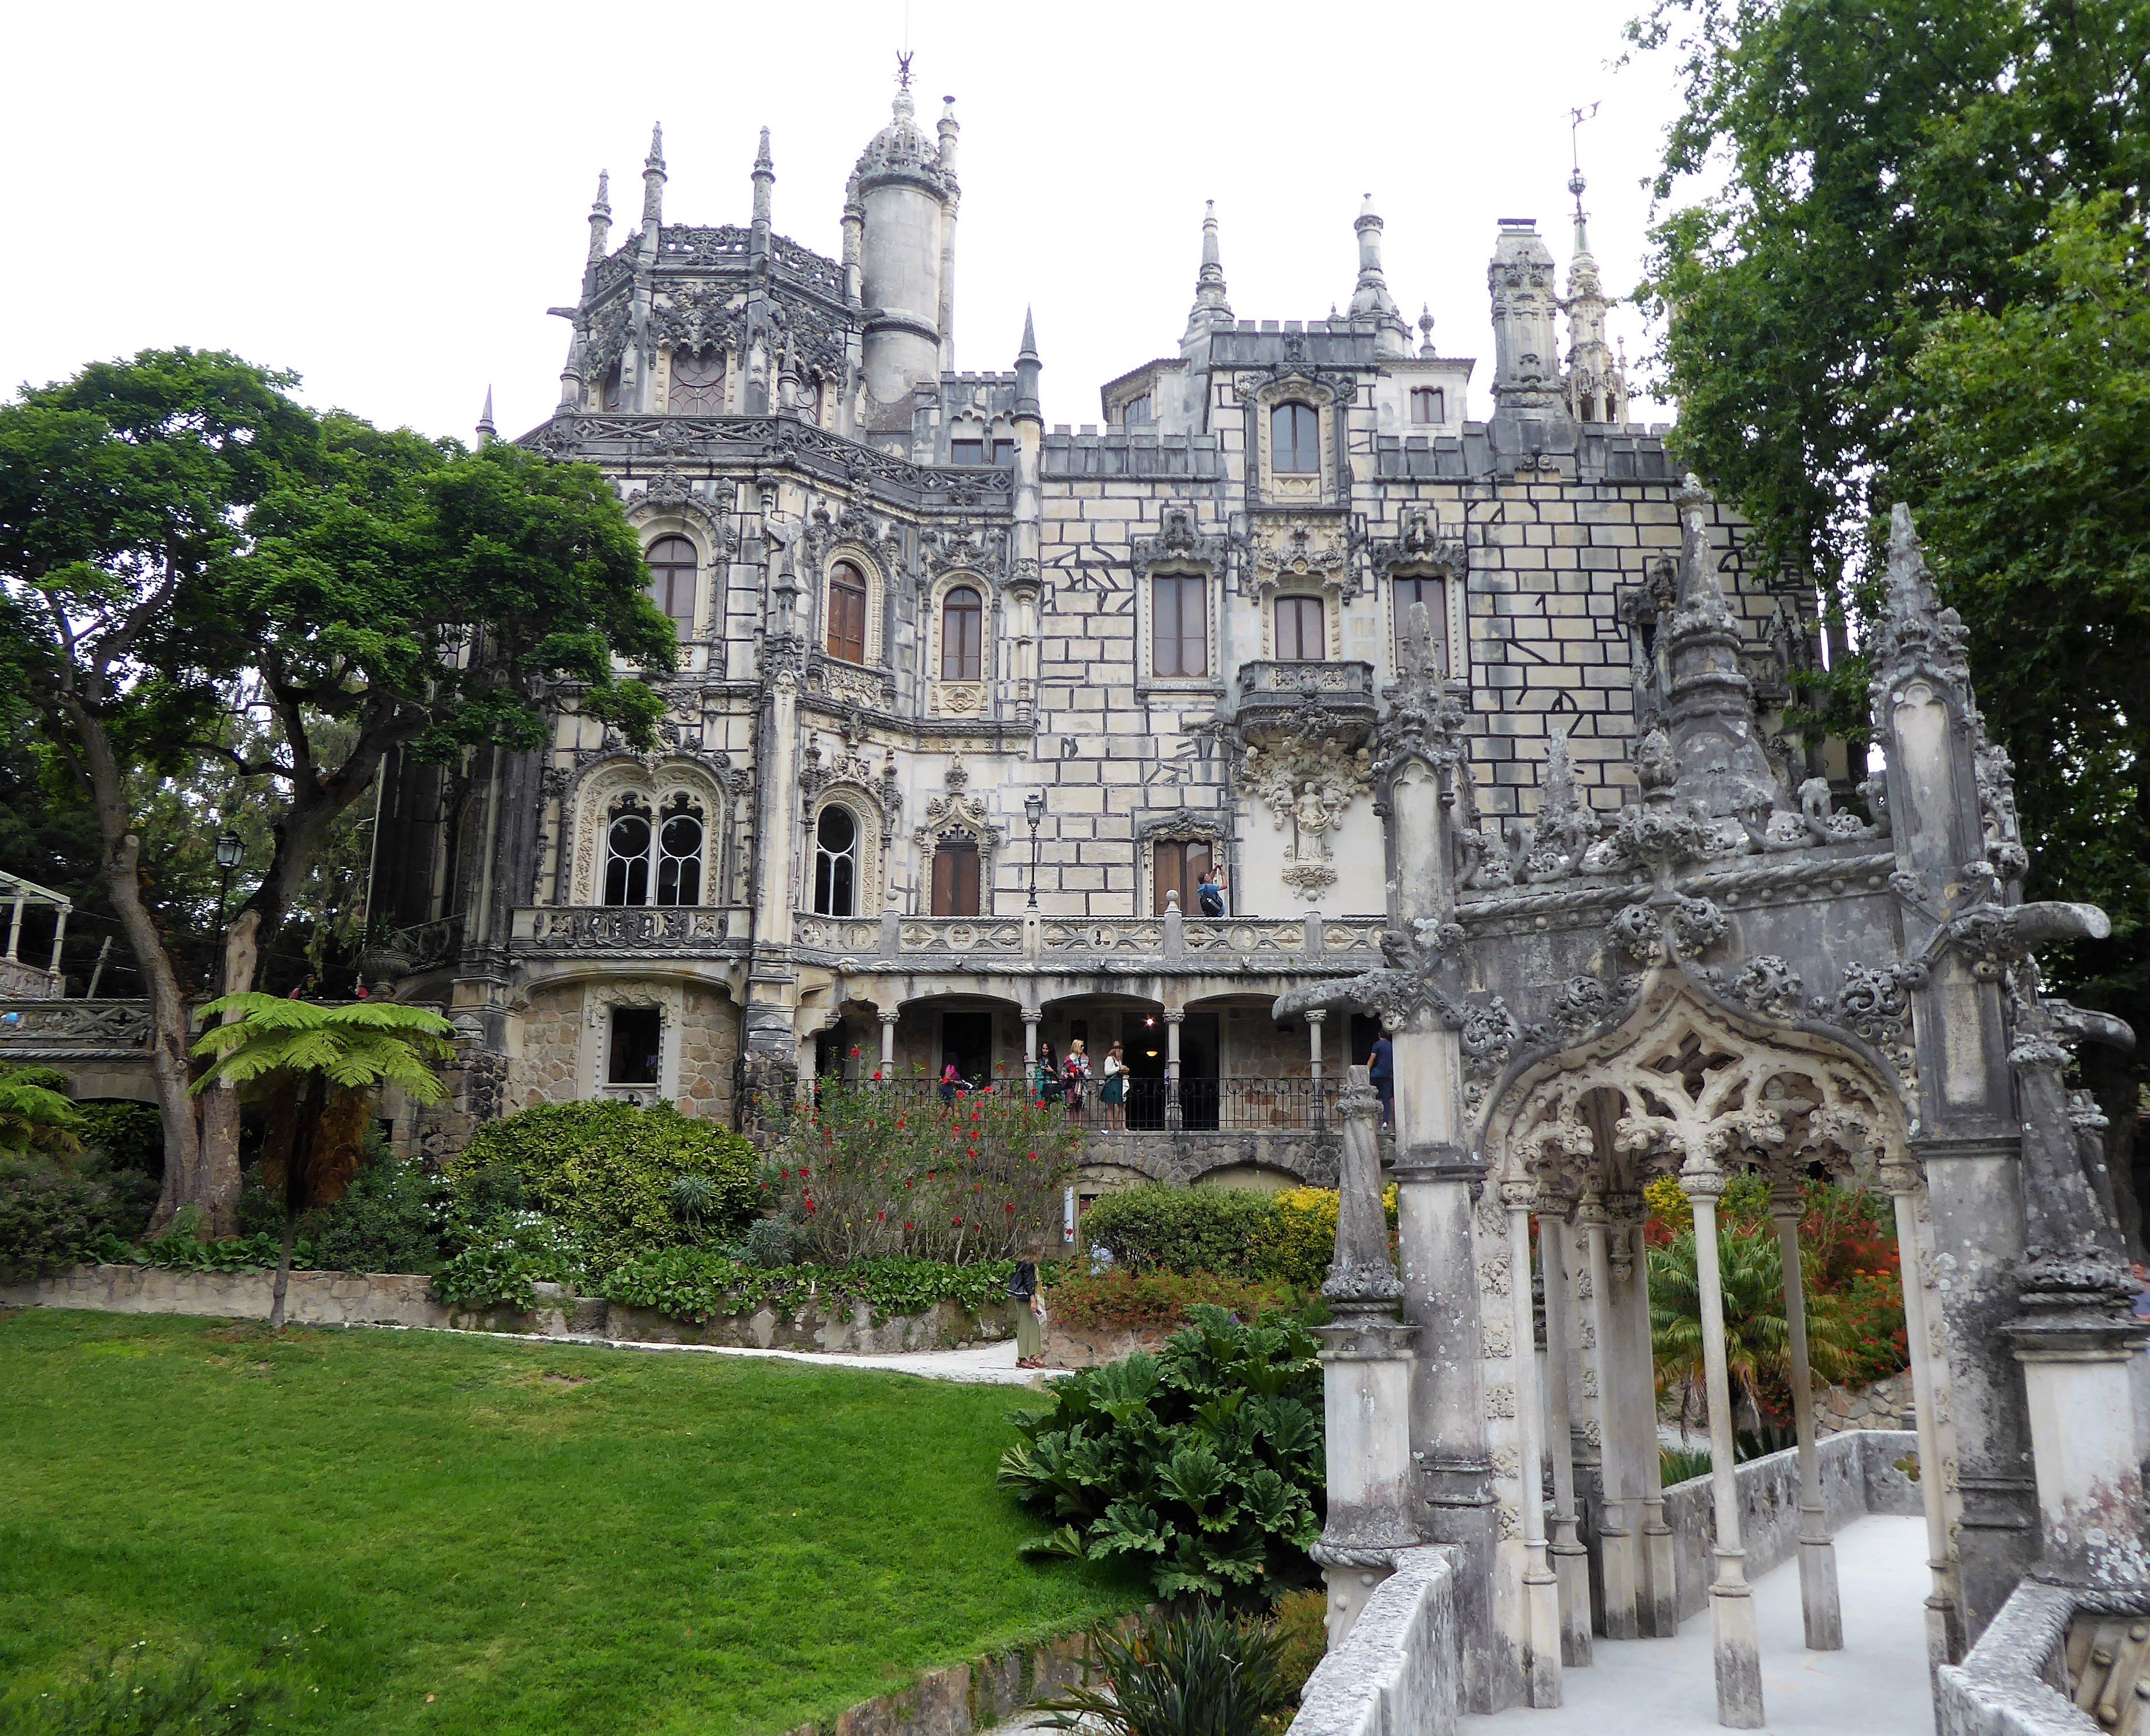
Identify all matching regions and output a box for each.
[1047,1267,1304,1335]
[1001,1305,1325,1604]
[74,1101,164,1178]
[448,1101,756,1275]
[433,1211,587,1310]
[601,1248,1018,1325]
[761,1080,1080,1265]
[307,1151,446,1275]
[1269,1587,1328,1709]
[740,1216,802,1269]
[1080,1185,1279,1278]
[0,1639,286,1735]
[0,1157,113,1281]
[1024,1601,1293,1735]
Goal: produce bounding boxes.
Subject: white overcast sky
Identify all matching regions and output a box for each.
[4,0,1692,442]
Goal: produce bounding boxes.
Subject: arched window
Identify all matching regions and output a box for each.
[1276,594,1326,661]
[655,794,703,906]
[1154,838,1213,917]
[1271,402,1321,473]
[1409,387,1445,424]
[603,796,654,907]
[940,586,984,681]
[826,562,868,664]
[646,536,698,635]
[931,837,981,917]
[669,347,724,414]
[1394,575,1449,674]
[813,806,858,916]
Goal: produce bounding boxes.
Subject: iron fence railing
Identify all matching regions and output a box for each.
[801,1072,1343,1134]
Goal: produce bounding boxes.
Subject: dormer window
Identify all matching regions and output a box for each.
[950,438,984,466]
[1409,387,1445,424]
[1121,393,1152,426]
[1272,402,1320,473]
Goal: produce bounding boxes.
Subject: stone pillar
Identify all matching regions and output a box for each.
[1882,1153,1968,1672]
[46,903,67,986]
[5,893,21,962]
[1164,1009,1184,1132]
[878,1008,898,1079]
[1307,1009,1326,1128]
[1770,1180,1842,1651]
[1580,1189,1642,1639]
[1314,1066,1421,1643]
[1683,1158,1764,1728]
[1539,1205,1593,1668]
[1021,1007,1040,1077]
[1608,1189,1678,1638]
[1505,1180,1563,1708]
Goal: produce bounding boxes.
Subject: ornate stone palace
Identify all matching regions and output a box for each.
[351,84,1822,1196]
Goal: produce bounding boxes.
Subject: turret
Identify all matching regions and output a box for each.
[1181,201,1234,348]
[1014,305,1041,417]
[1560,168,1628,426]
[751,127,775,253]
[1488,218,1563,411]
[853,68,960,428]
[1348,195,1411,357]
[585,170,612,281]
[476,387,497,446]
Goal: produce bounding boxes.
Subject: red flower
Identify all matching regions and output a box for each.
[897,1117,907,1129]
[953,1217,964,1227]
[876,1211,886,1222]
[1004,1202,1016,1214]
[849,1046,860,1058]
[778,1168,790,1180]
[1028,1150,1037,1161]
[798,1167,811,1179]
[874,1071,884,1082]
[904,1222,914,1232]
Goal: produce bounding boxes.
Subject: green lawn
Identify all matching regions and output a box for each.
[0,1309,1140,1734]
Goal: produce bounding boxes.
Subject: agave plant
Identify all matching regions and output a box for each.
[193,995,455,1327]
[668,1171,719,1240]
[1027,1602,1292,1736]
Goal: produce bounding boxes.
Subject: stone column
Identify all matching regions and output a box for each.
[1021,1007,1040,1077]
[1505,1180,1563,1708]
[5,893,21,962]
[1539,1203,1593,1668]
[1307,1009,1326,1128]
[1681,1157,1764,1728]
[1610,1189,1678,1638]
[1580,1188,1642,1639]
[1313,1065,1421,1643]
[878,1008,899,1079]
[1770,1179,1842,1651]
[1882,1152,1967,1672]
[1164,1008,1184,1132]
[46,903,67,988]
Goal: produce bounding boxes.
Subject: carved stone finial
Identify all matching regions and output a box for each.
[1324,1065,1403,1310]
[1869,502,1972,698]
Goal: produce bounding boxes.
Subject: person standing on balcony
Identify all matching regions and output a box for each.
[1367,1031,1395,1127]
[1100,1040,1127,1131]
[1197,866,1227,917]
[1034,1038,1059,1105]
[1063,1038,1091,1120]
[939,1060,961,1105]
[1009,1238,1047,1370]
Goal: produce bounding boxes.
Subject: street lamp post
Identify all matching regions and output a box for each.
[213,829,243,995]
[1023,789,1045,911]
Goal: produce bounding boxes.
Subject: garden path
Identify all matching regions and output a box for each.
[1459,1514,1930,1736]
[544,1330,1051,1386]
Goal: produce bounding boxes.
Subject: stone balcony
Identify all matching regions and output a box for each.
[1231,660,1378,745]
[510,907,1384,976]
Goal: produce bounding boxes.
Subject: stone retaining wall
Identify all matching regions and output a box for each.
[1659,1428,1922,1622]
[1814,1369,1917,1435]
[2,1264,1015,1355]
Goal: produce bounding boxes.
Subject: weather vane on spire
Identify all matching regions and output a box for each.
[1567,101,1600,207]
[897,49,914,90]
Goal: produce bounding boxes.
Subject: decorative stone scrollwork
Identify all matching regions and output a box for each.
[1607,894,1726,967]
[1131,506,1229,576]
[1460,996,1523,1121]
[1239,732,1371,899]
[1242,516,1357,604]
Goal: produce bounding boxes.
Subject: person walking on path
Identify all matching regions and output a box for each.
[1009,1238,1047,1369]
[1367,1032,1395,1128]
[1099,1040,1128,1131]
[1062,1038,1091,1121]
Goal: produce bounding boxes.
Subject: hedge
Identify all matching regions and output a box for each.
[1079,1182,1394,1288]
[446,1101,757,1276]
[601,1249,1018,1325]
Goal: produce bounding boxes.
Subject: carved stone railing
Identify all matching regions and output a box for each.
[793,915,885,955]
[0,999,152,1051]
[513,908,741,953]
[0,957,59,999]
[1040,917,1169,957]
[1183,918,1314,959]
[896,917,1027,956]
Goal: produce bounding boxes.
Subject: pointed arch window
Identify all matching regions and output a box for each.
[645,535,698,635]
[669,347,724,414]
[1271,402,1321,473]
[813,806,859,916]
[826,562,868,664]
[940,586,984,681]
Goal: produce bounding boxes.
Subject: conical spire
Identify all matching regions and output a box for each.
[752,126,775,231]
[476,387,496,444]
[1560,160,1626,425]
[1349,195,1411,356]
[641,123,667,229]
[1182,201,1233,345]
[1662,476,1781,818]
[1014,306,1041,416]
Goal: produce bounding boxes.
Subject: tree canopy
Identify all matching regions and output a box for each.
[1630,0,2150,1030]
[0,348,675,1232]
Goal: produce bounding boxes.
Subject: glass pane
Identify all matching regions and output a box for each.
[817,807,856,851]
[609,1008,661,1085]
[1273,403,1320,473]
[949,440,984,465]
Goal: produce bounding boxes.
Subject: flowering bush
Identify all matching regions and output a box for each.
[761,1079,1079,1264]
[432,1211,588,1311]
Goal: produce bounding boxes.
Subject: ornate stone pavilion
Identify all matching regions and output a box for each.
[1288,505,2147,1729]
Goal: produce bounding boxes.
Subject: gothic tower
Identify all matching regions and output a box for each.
[851,74,960,428]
